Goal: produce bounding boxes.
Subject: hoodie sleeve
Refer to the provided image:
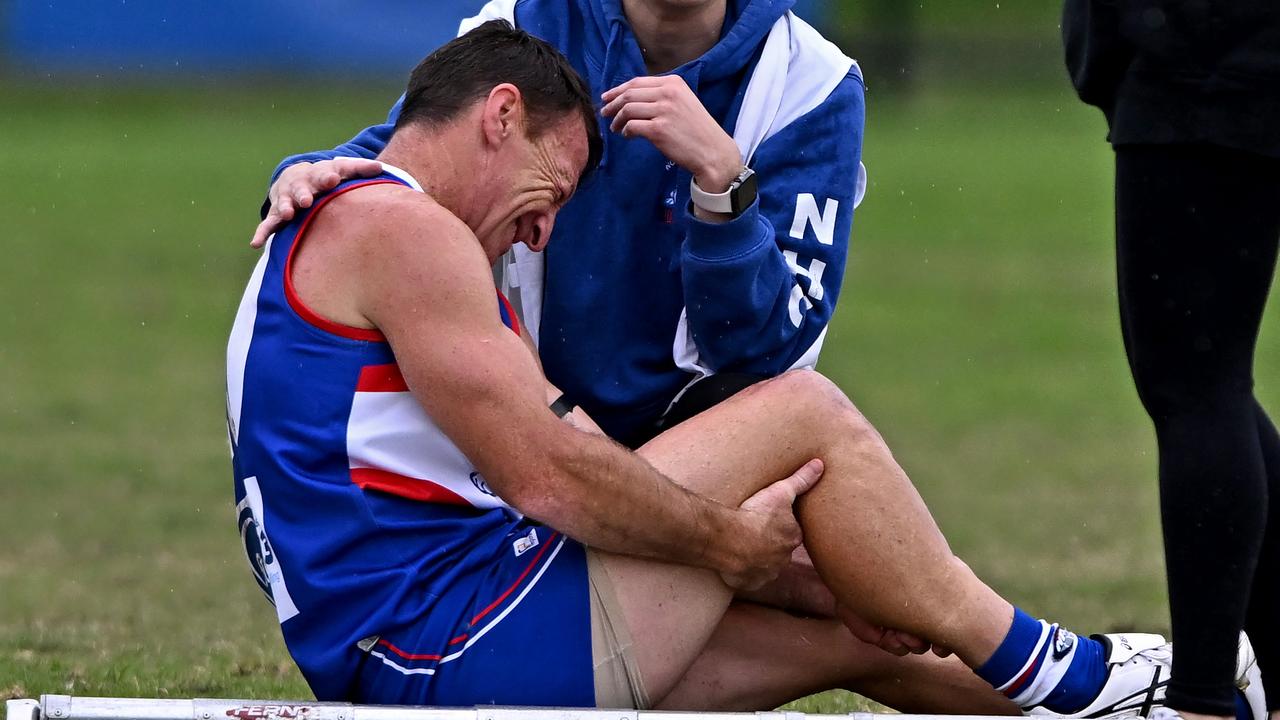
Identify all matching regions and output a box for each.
[679,70,864,375]
[267,95,406,185]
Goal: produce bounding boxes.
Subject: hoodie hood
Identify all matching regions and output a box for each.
[582,0,795,87]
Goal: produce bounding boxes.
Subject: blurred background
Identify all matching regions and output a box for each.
[2,0,1277,708]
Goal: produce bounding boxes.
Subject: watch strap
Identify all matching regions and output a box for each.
[690,167,757,216]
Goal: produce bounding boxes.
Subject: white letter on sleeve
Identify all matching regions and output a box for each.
[784,250,827,327]
[789,194,839,246]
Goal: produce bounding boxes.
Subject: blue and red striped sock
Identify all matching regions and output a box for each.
[976,608,1108,713]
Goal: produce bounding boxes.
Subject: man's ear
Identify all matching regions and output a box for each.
[480,83,523,149]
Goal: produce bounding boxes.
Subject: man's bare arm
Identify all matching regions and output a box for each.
[353,196,812,589]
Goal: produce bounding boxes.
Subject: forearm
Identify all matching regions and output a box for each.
[419,329,749,572]
[514,427,747,575]
[533,383,732,564]
[269,96,403,184]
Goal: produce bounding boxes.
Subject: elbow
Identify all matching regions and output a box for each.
[503,475,587,530]
[487,466,560,522]
[509,490,573,528]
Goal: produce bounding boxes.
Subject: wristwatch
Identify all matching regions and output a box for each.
[690,167,758,217]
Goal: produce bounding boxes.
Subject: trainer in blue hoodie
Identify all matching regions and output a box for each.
[256,0,866,445]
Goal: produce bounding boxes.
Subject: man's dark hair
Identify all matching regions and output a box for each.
[396,20,602,180]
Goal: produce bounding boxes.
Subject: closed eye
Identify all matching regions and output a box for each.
[557,184,576,207]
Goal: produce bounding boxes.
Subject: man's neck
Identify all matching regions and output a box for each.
[378,127,474,224]
[621,0,728,74]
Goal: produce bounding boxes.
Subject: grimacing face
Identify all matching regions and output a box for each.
[474,109,590,263]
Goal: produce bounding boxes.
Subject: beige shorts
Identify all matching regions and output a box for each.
[586,550,650,709]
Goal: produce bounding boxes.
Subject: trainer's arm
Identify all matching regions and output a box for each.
[270,95,403,185]
[250,97,404,247]
[601,72,864,375]
[677,72,863,374]
[258,2,513,230]
[357,200,807,588]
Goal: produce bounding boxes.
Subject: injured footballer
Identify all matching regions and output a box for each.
[226,21,1264,716]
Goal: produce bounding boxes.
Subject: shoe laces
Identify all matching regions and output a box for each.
[1123,643,1174,668]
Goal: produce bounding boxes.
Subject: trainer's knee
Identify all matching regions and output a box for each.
[1133,367,1255,423]
[1129,349,1255,421]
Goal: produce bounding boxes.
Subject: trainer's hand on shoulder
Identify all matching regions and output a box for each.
[601,75,744,194]
[720,459,823,591]
[250,158,384,248]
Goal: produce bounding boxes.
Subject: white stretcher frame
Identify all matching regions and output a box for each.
[5,697,1009,720]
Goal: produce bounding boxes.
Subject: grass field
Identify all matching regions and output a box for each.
[2,74,1279,711]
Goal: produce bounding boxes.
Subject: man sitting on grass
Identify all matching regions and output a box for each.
[226,20,1262,716]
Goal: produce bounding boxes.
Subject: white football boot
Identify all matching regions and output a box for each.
[1045,632,1173,718]
[1145,638,1266,720]
[1028,631,1266,719]
[1235,632,1267,720]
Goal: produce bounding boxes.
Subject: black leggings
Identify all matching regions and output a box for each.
[1116,144,1280,715]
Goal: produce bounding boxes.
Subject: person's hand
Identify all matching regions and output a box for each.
[837,604,951,658]
[720,459,823,591]
[250,158,384,248]
[601,76,744,194]
[736,543,838,617]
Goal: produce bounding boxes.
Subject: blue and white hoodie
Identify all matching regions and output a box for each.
[273,0,866,443]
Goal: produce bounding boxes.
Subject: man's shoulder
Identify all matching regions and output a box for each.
[313,182,485,295]
[316,183,497,337]
[326,182,470,244]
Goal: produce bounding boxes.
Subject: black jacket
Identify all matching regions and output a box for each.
[1064,0,1280,158]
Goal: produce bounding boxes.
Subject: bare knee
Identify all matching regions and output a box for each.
[764,370,882,448]
[765,370,858,418]
[768,368,844,399]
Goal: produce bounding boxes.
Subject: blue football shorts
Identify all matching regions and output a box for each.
[354,523,647,708]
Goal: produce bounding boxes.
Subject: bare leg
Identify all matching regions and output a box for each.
[600,370,1017,703]
[656,601,1019,715]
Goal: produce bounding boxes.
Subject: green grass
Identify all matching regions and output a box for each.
[2,76,1278,710]
[831,0,1061,39]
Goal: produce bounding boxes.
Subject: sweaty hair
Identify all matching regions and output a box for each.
[395,20,602,180]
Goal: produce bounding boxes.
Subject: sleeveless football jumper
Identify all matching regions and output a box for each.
[226,165,594,704]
